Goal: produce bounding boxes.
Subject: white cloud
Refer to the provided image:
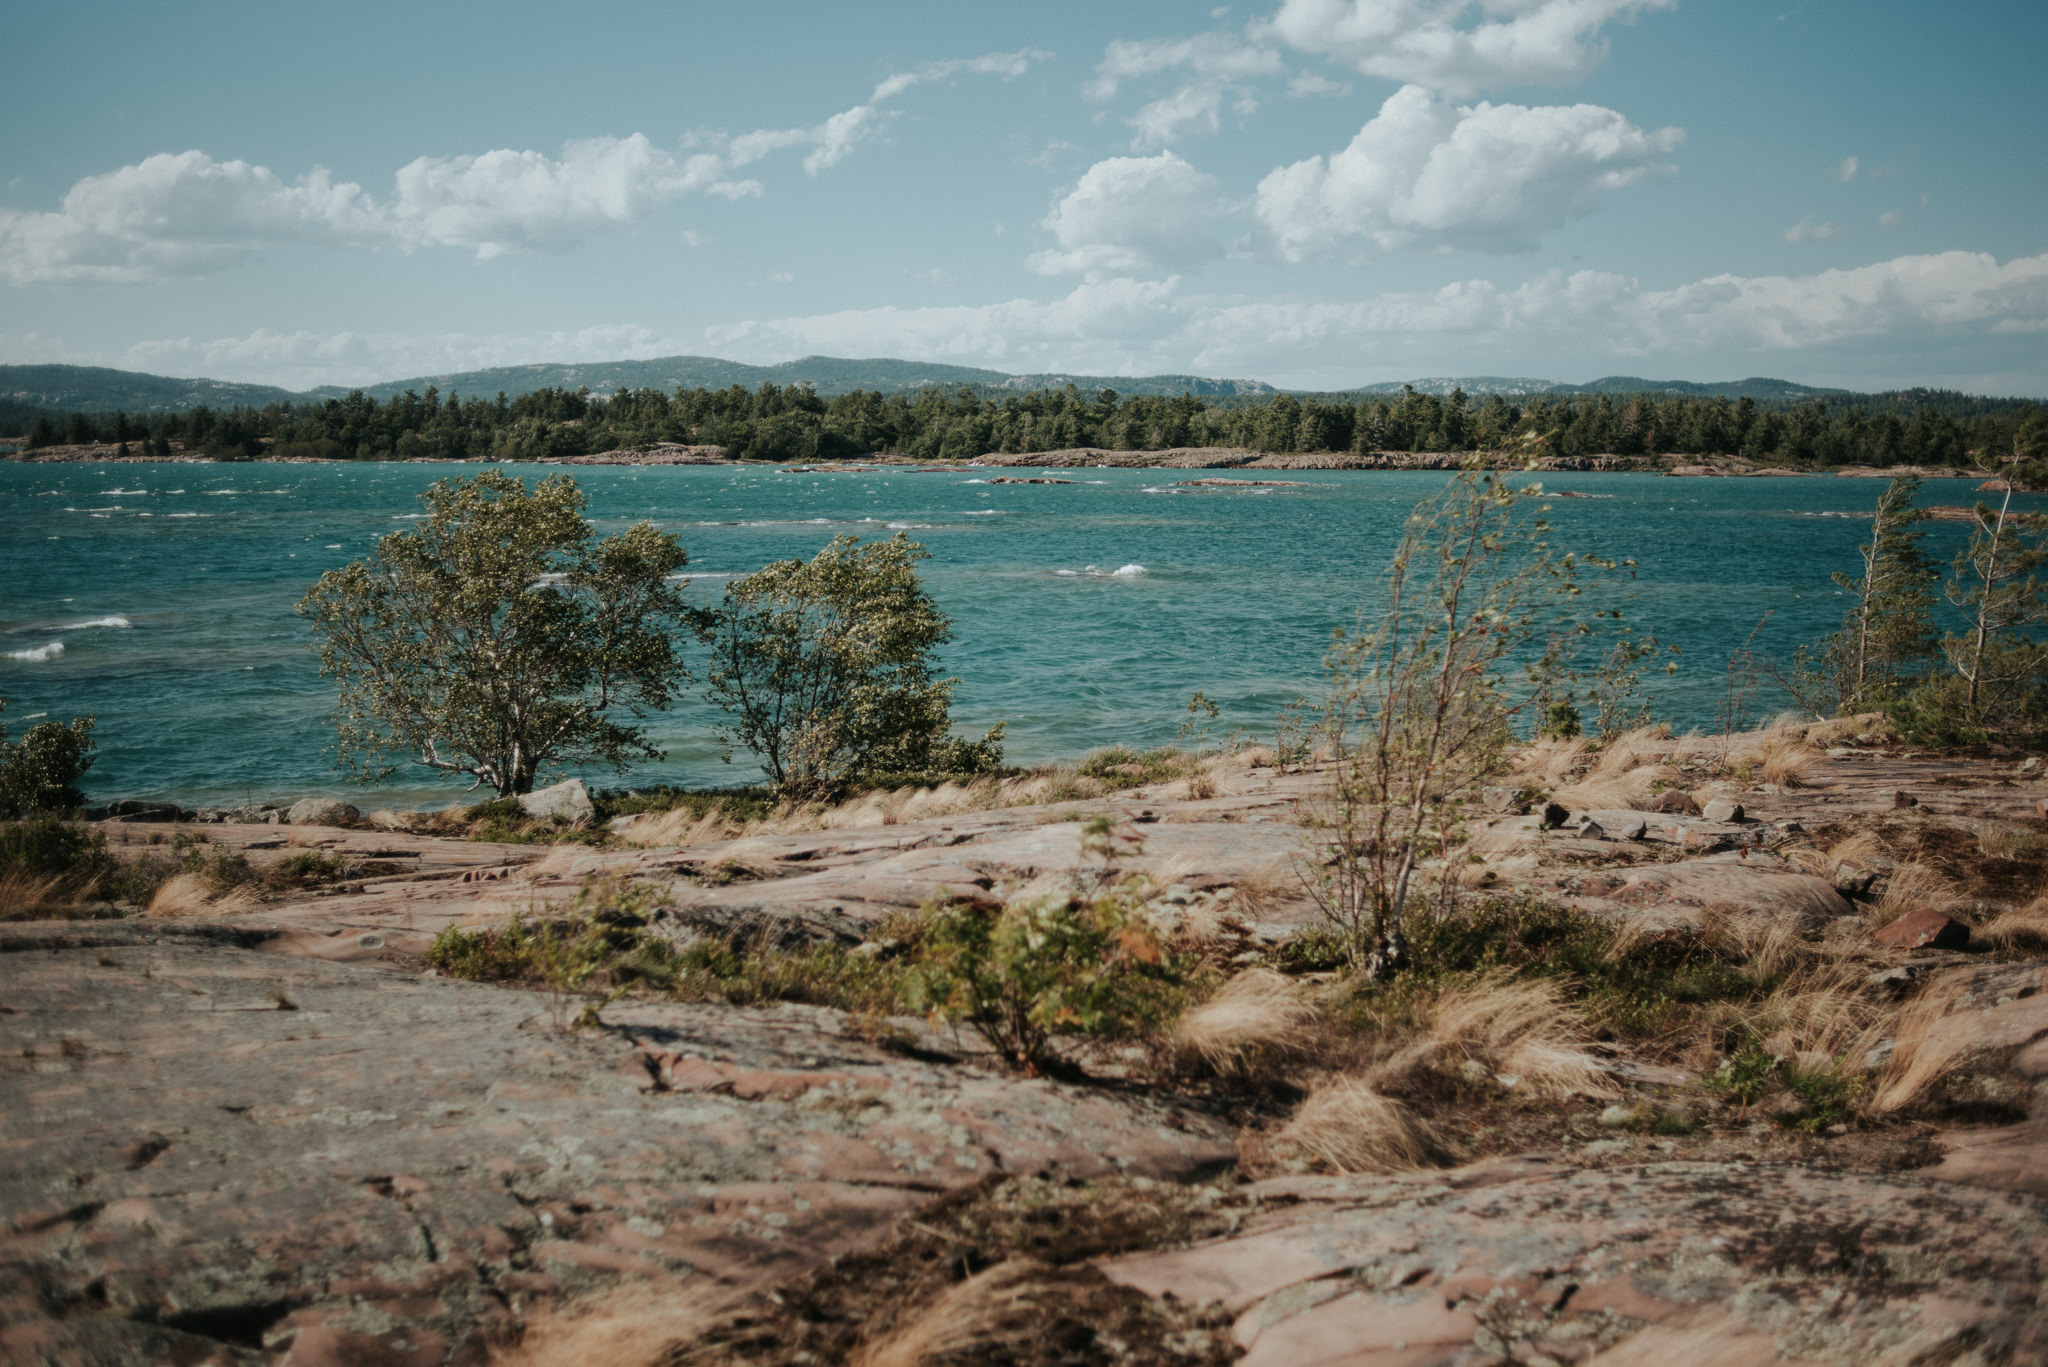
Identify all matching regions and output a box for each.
[0,51,1050,285]
[1128,85,1231,147]
[1025,153,1225,276]
[701,251,2048,383]
[1831,155,1859,183]
[1086,31,1284,101]
[1088,29,1283,148]
[1287,72,1350,96]
[12,251,2040,391]
[1270,0,1674,96]
[1878,210,1904,229]
[1784,216,1845,243]
[1252,84,1682,260]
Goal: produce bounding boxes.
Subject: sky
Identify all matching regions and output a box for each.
[2,0,2044,395]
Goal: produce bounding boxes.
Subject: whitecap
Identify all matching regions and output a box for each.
[5,641,64,662]
[964,509,1002,516]
[1112,563,1148,577]
[167,512,204,519]
[392,513,431,520]
[101,488,147,495]
[886,522,934,530]
[60,616,131,630]
[961,479,988,484]
[206,490,239,495]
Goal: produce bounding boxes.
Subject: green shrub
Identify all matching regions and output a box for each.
[1703,1042,1775,1107]
[904,817,1185,1071]
[0,817,108,878]
[0,697,97,817]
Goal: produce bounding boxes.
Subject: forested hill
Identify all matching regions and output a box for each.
[12,375,2042,470]
[0,357,1279,415]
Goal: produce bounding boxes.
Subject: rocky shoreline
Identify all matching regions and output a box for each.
[4,438,1995,480]
[8,732,2048,1364]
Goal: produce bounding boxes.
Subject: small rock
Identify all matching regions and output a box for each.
[1832,861,1879,896]
[1480,785,1527,814]
[1701,796,1745,823]
[1873,908,1969,951]
[1597,1104,1634,1129]
[1576,818,1607,841]
[1540,801,1571,829]
[1615,817,1648,841]
[1778,820,1805,834]
[2036,796,2048,819]
[286,797,360,827]
[517,777,595,825]
[1892,790,1919,809]
[1648,790,1699,816]
[2017,757,2040,775]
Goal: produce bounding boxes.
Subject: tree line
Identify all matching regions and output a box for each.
[17,380,2045,468]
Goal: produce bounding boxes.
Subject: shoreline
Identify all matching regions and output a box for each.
[0,440,1996,481]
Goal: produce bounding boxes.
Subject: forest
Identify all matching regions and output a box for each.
[15,379,2045,469]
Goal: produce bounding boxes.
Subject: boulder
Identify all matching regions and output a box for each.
[1539,800,1571,829]
[518,776,595,825]
[1874,908,1969,951]
[1701,796,1745,823]
[286,797,360,826]
[1648,789,1699,816]
[225,803,283,824]
[105,799,182,822]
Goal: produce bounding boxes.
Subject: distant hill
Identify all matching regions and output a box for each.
[0,359,2031,426]
[0,364,303,414]
[1341,375,1852,401]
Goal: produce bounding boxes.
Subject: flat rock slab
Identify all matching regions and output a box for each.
[1538,850,1853,933]
[0,922,1231,1366]
[1103,1157,2048,1365]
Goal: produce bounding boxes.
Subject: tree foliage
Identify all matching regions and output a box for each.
[0,696,96,816]
[297,470,692,796]
[698,534,1001,797]
[1304,454,1594,977]
[1775,475,1938,717]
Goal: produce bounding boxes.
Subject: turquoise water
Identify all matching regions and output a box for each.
[0,461,2029,807]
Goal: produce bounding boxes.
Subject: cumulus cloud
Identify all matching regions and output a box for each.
[1252,83,1681,259]
[1832,156,1859,183]
[1026,153,1225,276]
[1270,0,1673,96]
[0,50,1048,285]
[702,251,2048,382]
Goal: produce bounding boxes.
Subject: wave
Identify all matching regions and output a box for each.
[963,509,1003,516]
[1054,563,1150,580]
[206,490,239,496]
[100,488,148,495]
[166,512,204,519]
[59,616,131,630]
[5,641,64,662]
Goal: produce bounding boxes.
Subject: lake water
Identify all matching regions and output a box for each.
[0,460,2029,807]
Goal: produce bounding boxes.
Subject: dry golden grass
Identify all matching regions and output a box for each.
[1271,1076,1436,1174]
[1509,737,1590,792]
[1553,763,1670,812]
[1979,824,2044,860]
[1228,858,1305,921]
[1665,729,1717,767]
[1375,974,1615,1099]
[489,1282,732,1367]
[0,868,81,918]
[1874,861,1967,922]
[1868,989,1970,1115]
[848,1260,1075,1367]
[1976,901,2048,953]
[144,872,260,918]
[1171,969,1320,1077]
[1760,740,1819,788]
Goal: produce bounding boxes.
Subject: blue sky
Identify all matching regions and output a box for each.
[2,0,2043,393]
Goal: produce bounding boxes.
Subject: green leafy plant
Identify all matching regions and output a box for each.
[0,695,97,817]
[698,533,1003,798]
[905,816,1183,1072]
[1704,1042,1776,1108]
[298,470,693,797]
